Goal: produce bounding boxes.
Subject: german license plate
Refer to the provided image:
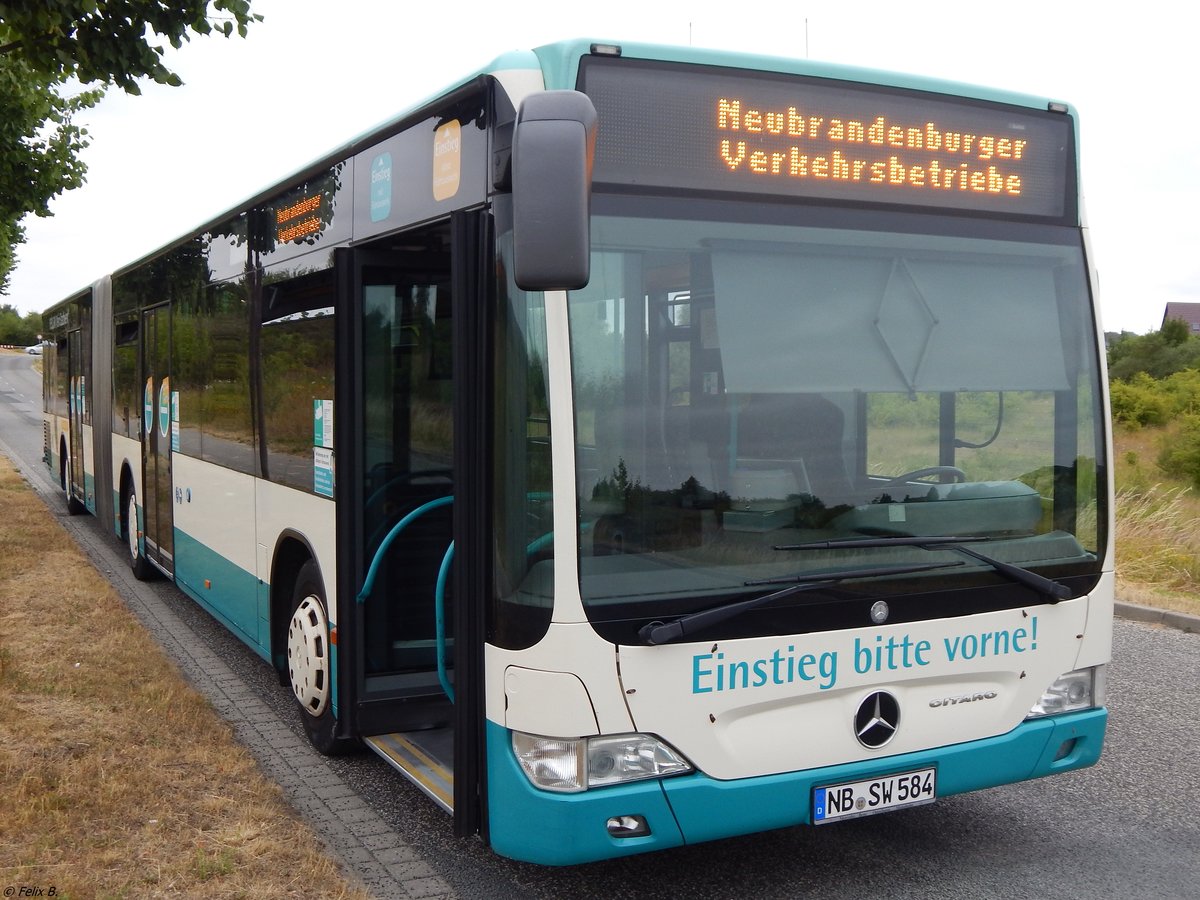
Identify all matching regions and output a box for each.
[813,767,936,824]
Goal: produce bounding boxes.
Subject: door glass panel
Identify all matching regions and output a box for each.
[142,307,175,571]
[68,329,85,493]
[359,229,455,677]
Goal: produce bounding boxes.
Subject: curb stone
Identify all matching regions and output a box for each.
[1114,600,1200,634]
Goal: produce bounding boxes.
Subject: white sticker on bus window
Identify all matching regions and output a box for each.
[314,447,334,497]
[314,399,333,449]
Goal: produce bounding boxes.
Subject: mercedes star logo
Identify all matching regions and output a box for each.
[855,691,900,748]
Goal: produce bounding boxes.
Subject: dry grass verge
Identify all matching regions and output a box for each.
[0,456,371,899]
[1114,484,1200,618]
[1113,425,1200,619]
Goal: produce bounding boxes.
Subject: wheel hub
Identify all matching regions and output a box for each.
[127,493,139,561]
[287,595,330,717]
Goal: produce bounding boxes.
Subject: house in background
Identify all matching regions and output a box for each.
[1162,302,1200,333]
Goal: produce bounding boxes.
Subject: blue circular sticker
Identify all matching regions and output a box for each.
[144,379,153,436]
[158,378,171,438]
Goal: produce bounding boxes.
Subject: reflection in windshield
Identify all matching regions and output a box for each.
[568,210,1104,633]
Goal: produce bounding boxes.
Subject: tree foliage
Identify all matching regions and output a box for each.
[1108,321,1200,487]
[0,303,44,346]
[1107,321,1200,381]
[0,2,260,294]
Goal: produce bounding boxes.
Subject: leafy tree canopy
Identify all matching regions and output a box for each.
[0,302,45,346]
[1107,320,1200,382]
[0,2,260,295]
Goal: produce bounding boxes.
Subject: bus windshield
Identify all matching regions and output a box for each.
[567,200,1105,643]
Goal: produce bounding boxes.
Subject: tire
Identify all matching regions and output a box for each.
[61,445,85,515]
[287,560,356,755]
[123,485,154,581]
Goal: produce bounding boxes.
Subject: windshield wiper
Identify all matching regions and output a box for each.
[637,561,962,646]
[776,535,991,551]
[776,535,1074,603]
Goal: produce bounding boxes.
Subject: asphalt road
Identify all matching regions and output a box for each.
[3,349,1199,899]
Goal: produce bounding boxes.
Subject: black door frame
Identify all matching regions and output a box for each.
[333,207,492,839]
[140,302,175,574]
[66,327,86,504]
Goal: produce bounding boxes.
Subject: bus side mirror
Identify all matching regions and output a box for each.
[511,91,597,291]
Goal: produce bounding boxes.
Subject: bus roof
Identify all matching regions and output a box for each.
[532,39,1075,115]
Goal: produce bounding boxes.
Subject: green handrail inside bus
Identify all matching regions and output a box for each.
[356,495,454,604]
[435,541,455,704]
[357,495,456,704]
[357,492,561,706]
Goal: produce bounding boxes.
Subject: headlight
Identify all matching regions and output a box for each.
[1027,665,1105,718]
[512,731,692,793]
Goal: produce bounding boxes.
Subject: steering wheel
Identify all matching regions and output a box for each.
[879,466,967,490]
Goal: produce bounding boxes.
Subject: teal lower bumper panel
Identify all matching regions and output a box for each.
[486,709,1106,865]
[661,707,1106,847]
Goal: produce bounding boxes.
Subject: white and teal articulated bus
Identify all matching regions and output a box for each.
[43,39,1112,865]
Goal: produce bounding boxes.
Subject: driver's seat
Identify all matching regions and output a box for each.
[732,393,854,505]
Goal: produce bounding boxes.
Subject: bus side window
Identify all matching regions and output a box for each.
[113,319,139,438]
[258,269,336,493]
[200,281,256,476]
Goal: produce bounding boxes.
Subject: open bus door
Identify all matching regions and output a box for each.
[335,210,490,840]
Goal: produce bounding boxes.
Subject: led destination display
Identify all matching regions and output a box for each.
[581,57,1074,219]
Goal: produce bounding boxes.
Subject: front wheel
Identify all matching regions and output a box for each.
[287,560,356,755]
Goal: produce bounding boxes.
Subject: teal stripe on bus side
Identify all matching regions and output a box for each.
[173,528,268,660]
[171,529,343,716]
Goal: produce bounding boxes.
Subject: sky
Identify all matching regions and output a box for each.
[7,0,1198,334]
